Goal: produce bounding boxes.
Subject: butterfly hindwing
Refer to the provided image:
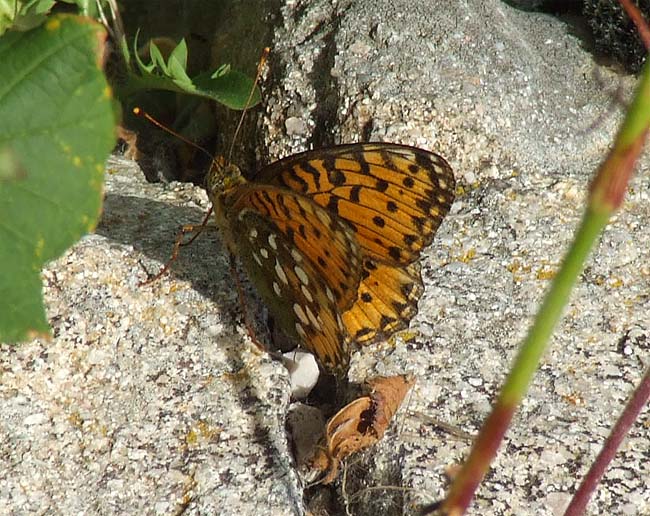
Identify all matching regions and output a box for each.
[224,185,361,374]
[342,260,424,344]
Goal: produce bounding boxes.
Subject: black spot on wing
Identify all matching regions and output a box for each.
[376,179,389,192]
[404,234,417,246]
[372,216,385,228]
[379,314,397,329]
[350,185,361,202]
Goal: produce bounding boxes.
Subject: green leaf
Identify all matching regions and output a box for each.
[0,145,27,181]
[168,37,187,71]
[0,14,116,342]
[0,0,55,35]
[123,36,261,110]
[194,68,261,109]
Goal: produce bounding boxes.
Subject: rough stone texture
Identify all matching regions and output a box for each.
[0,160,302,515]
[263,1,649,515]
[2,1,649,515]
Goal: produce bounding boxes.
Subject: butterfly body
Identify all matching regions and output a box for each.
[206,143,455,376]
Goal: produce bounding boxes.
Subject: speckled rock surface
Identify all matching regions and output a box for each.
[0,161,302,515]
[2,1,649,516]
[262,1,649,515]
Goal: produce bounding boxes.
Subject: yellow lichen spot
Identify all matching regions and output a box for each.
[222,367,250,385]
[506,190,517,201]
[536,267,556,281]
[507,260,520,273]
[45,18,61,31]
[455,185,466,196]
[186,421,221,447]
[609,277,624,288]
[397,330,418,342]
[73,156,82,167]
[459,248,476,263]
[185,428,198,445]
[561,392,584,406]
[507,260,531,277]
[68,411,83,428]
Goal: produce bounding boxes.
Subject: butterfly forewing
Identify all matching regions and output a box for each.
[254,143,455,266]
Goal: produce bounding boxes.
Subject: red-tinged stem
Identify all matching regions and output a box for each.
[589,131,647,213]
[618,0,650,50]
[563,367,650,516]
[443,403,516,513]
[435,207,608,516]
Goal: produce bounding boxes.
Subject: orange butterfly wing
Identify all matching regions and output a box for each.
[255,143,455,344]
[221,184,362,374]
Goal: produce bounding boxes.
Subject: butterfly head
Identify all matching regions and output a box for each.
[206,156,245,199]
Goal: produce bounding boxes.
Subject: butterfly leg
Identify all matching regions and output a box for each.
[138,208,214,286]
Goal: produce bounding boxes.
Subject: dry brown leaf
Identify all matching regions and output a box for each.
[310,373,415,483]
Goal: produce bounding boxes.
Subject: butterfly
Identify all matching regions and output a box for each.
[207,143,455,376]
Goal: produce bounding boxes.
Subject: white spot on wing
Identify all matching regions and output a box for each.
[273,282,281,296]
[305,305,321,330]
[260,248,269,259]
[293,303,309,325]
[275,259,288,284]
[326,287,335,303]
[316,209,331,226]
[268,234,278,250]
[294,265,309,286]
[295,322,307,338]
[253,252,262,266]
[301,284,313,303]
[290,249,303,263]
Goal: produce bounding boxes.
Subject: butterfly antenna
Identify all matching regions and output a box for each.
[226,46,270,165]
[132,107,216,165]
